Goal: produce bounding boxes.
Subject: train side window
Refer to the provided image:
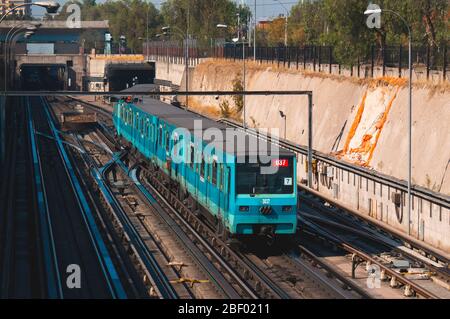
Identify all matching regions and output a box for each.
[212,160,217,186]
[190,145,195,168]
[219,164,224,190]
[173,136,178,156]
[165,131,170,151]
[158,127,162,145]
[200,154,205,178]
[223,167,228,193]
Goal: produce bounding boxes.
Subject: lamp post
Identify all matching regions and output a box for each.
[146,4,149,60]
[253,0,256,61]
[279,110,287,140]
[0,1,59,23]
[273,0,289,47]
[365,7,413,236]
[4,24,39,92]
[1,1,58,93]
[218,22,247,129]
[162,26,189,110]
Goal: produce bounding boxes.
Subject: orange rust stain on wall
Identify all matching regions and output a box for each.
[341,92,367,154]
[365,87,399,165]
[337,78,401,167]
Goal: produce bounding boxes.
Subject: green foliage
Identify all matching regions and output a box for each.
[219,100,232,118]
[54,0,163,53]
[232,73,244,114]
[160,0,250,47]
[52,0,251,52]
[285,0,449,66]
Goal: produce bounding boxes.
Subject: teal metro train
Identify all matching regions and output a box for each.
[113,96,298,240]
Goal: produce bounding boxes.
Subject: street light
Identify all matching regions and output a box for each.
[364,7,413,236]
[4,24,40,92]
[273,0,289,47]
[279,110,287,140]
[220,23,247,129]
[0,1,60,23]
[162,26,189,110]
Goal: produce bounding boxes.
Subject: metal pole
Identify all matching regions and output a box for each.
[146,5,149,60]
[308,93,313,188]
[185,3,190,110]
[253,0,256,61]
[284,15,288,47]
[243,41,246,129]
[407,33,412,236]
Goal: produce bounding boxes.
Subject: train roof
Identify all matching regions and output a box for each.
[123,96,294,157]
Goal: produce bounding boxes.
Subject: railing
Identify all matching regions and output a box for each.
[145,42,449,81]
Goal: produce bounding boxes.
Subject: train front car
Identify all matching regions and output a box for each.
[227,137,298,239]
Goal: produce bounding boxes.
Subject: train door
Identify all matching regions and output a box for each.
[209,157,220,217]
[172,132,179,181]
[194,142,200,201]
[198,152,206,205]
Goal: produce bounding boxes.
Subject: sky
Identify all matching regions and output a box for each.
[32,0,297,21]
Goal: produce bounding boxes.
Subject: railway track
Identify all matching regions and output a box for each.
[71,96,373,299]
[217,118,450,297]
[297,192,450,299]
[27,96,131,298]
[0,97,49,298]
[67,98,285,298]
[66,125,248,298]
[70,95,449,299]
[47,97,182,299]
[219,118,449,267]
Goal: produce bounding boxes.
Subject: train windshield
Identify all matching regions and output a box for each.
[236,157,294,195]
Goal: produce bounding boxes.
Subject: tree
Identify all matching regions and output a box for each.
[53,0,162,53]
[160,0,250,47]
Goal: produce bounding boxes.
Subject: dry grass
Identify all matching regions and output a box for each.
[206,58,449,91]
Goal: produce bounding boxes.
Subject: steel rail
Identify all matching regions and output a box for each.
[40,97,127,299]
[71,140,179,299]
[218,119,449,264]
[118,162,248,299]
[300,218,440,299]
[298,187,449,268]
[133,160,292,299]
[290,247,372,299]
[26,98,63,298]
[78,96,361,299]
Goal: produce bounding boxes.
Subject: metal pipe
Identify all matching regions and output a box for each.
[308,93,313,188]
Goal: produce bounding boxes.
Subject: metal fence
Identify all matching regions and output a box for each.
[218,44,449,80]
[146,41,449,81]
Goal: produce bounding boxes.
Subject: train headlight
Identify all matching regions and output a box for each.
[282,206,292,212]
[239,206,250,212]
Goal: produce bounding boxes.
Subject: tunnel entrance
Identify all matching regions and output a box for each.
[105,63,155,92]
[20,64,67,91]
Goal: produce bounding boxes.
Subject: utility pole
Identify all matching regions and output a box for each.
[186,1,190,109]
[146,4,149,60]
[253,0,256,60]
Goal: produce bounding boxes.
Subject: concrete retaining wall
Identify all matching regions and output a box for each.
[156,58,450,252]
